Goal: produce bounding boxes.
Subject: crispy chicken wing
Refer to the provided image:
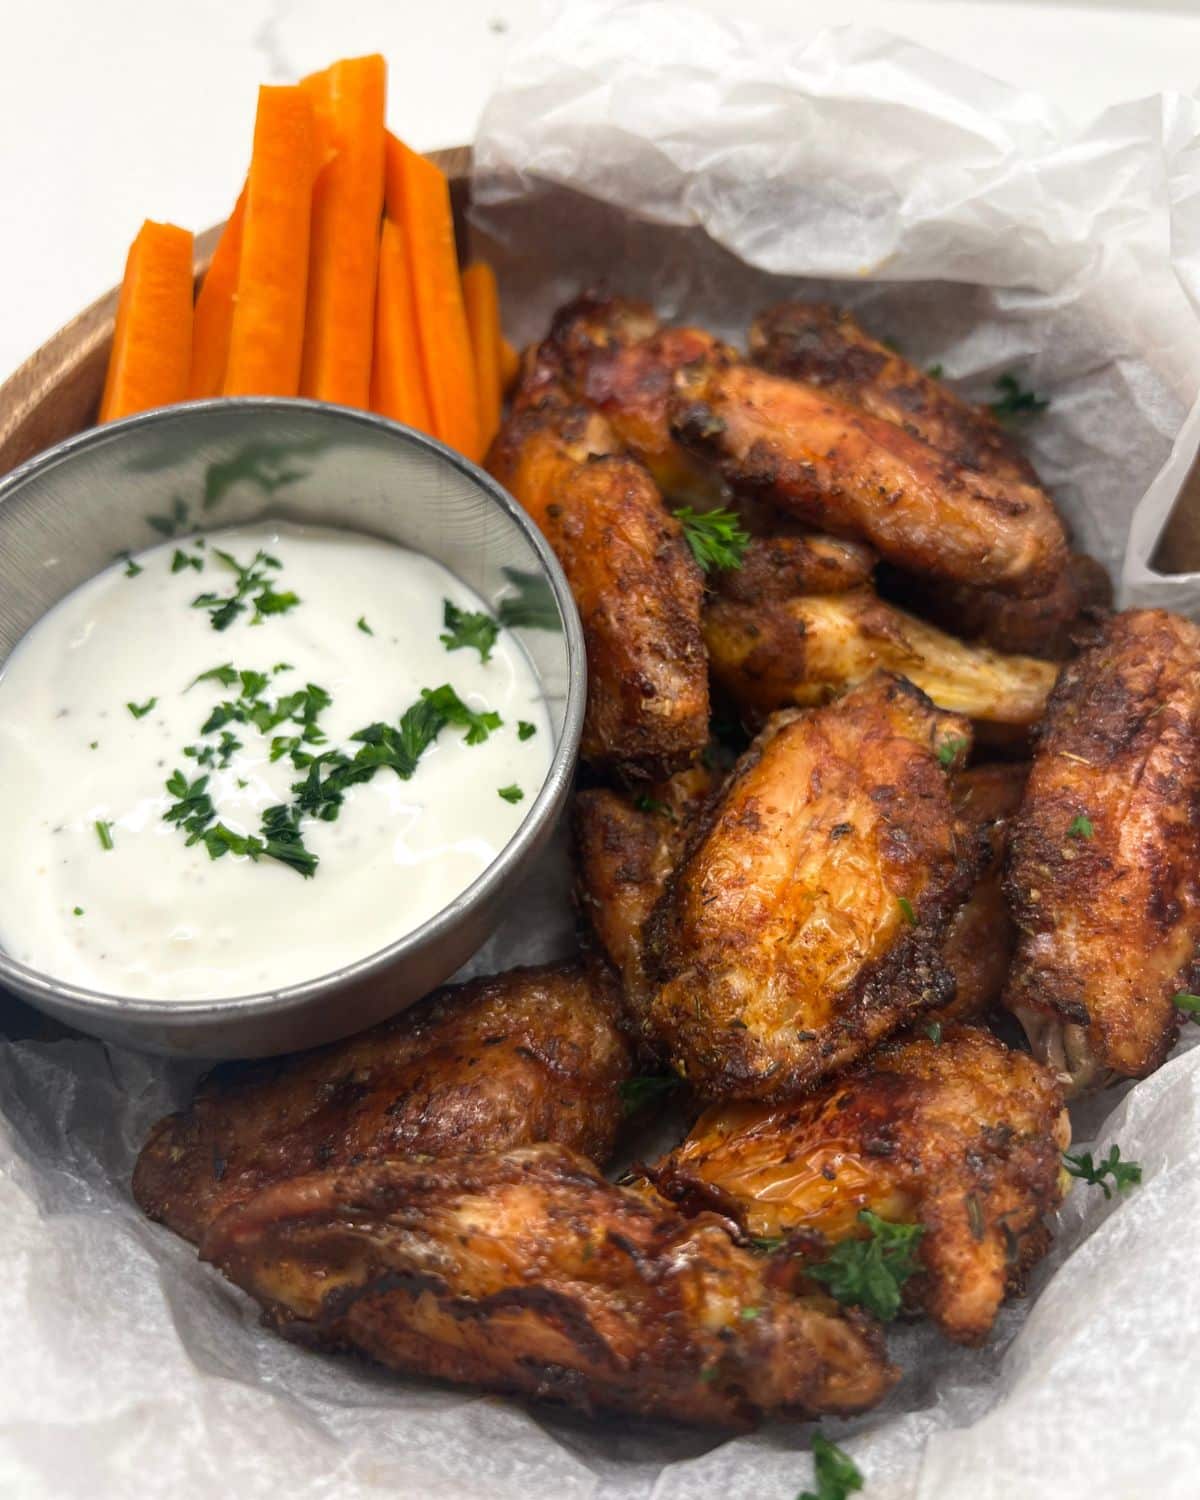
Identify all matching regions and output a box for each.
[1003,609,1200,1092]
[201,1143,896,1427]
[703,587,1058,731]
[936,764,1027,1023]
[881,553,1113,663]
[573,765,715,1013]
[133,963,632,1245]
[671,359,1068,596]
[652,1026,1069,1344]
[713,533,877,605]
[488,392,709,776]
[642,674,976,1100]
[749,301,1038,487]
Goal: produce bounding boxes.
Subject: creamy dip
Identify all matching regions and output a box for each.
[0,522,552,1000]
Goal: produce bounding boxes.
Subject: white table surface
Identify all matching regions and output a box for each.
[2,0,1199,385]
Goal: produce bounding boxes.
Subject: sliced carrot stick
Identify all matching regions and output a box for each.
[224,85,315,398]
[462,261,502,450]
[384,133,481,460]
[372,218,434,432]
[188,188,246,399]
[299,55,386,406]
[499,335,520,394]
[99,220,194,423]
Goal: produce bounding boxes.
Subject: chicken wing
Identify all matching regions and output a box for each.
[749,301,1038,487]
[201,1142,896,1427]
[133,962,632,1245]
[671,359,1068,596]
[1003,609,1200,1091]
[573,764,715,1013]
[703,587,1058,730]
[488,391,709,776]
[652,1025,1069,1344]
[713,533,877,605]
[936,764,1027,1023]
[642,674,976,1100]
[880,552,1113,663]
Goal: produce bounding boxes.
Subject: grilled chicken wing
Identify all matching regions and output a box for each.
[881,553,1113,663]
[671,359,1067,596]
[133,963,632,1245]
[488,391,709,776]
[652,1026,1069,1344]
[642,674,976,1100]
[749,301,1038,487]
[703,587,1058,730]
[936,764,1027,1024]
[574,765,715,1013]
[201,1142,896,1427]
[1004,609,1200,1092]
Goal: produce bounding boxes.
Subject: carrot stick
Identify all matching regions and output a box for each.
[384,133,481,459]
[188,188,246,399]
[224,85,315,397]
[299,56,386,406]
[462,261,502,450]
[499,336,520,394]
[98,220,194,423]
[371,218,433,432]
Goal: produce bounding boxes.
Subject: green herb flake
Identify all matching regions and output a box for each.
[808,1210,925,1321]
[739,1306,761,1321]
[619,1073,682,1116]
[1173,991,1200,1015]
[171,548,203,575]
[1067,814,1094,840]
[498,784,524,804]
[192,548,299,632]
[357,616,374,635]
[1063,1144,1142,1200]
[440,599,499,664]
[94,820,115,851]
[925,1020,943,1044]
[73,906,84,917]
[126,698,157,720]
[750,1235,786,1254]
[897,896,917,927]
[89,741,98,751]
[122,556,144,578]
[937,736,967,768]
[989,372,1049,423]
[674,506,750,574]
[927,363,944,379]
[517,720,537,741]
[635,794,674,819]
[799,1434,864,1500]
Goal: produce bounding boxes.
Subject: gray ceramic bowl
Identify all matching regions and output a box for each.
[0,399,585,1058]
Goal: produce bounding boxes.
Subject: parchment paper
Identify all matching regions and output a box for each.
[4,4,1200,1496]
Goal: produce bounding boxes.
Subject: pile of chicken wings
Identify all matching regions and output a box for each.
[134,294,1200,1430]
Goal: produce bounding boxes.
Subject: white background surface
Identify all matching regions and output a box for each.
[1,0,1200,384]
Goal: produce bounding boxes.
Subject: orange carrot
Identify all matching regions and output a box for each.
[498,335,520,394]
[98,220,194,423]
[372,218,433,432]
[384,133,481,459]
[299,55,387,406]
[462,261,502,450]
[224,85,315,397]
[188,188,246,399]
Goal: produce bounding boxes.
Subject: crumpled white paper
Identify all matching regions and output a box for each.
[5,4,1200,1497]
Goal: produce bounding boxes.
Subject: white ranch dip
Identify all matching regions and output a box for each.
[0,522,552,1000]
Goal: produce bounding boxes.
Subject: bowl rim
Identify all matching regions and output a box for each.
[0,396,587,1024]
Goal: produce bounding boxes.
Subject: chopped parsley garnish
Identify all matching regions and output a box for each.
[171,548,203,574]
[799,1434,864,1500]
[73,906,84,917]
[925,1020,943,1044]
[189,663,239,690]
[635,794,674,819]
[927,362,944,379]
[163,770,217,845]
[897,896,917,927]
[185,730,242,769]
[517,720,537,741]
[496,566,559,631]
[440,599,499,663]
[192,548,299,632]
[356,616,374,635]
[89,741,98,750]
[126,698,157,720]
[1067,814,1094,840]
[1063,1144,1142,1199]
[122,555,144,578]
[498,784,524,804]
[94,820,114,851]
[739,1305,760,1321]
[937,736,968,768]
[619,1073,683,1116]
[989,372,1049,423]
[674,506,750,573]
[1173,991,1200,1015]
[808,1210,925,1321]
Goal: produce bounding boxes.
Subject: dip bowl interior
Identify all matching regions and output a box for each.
[0,399,585,1058]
